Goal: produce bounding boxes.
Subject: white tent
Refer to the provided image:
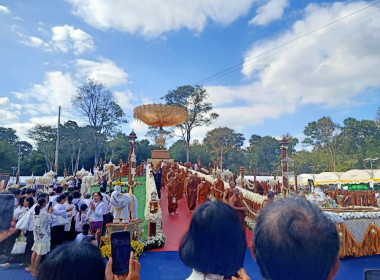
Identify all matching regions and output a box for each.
[314,172,341,185]
[372,169,380,184]
[289,174,313,186]
[340,169,371,184]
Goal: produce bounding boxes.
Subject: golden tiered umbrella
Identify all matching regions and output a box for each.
[133,104,188,148]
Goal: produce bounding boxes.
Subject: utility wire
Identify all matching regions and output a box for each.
[194,0,380,85]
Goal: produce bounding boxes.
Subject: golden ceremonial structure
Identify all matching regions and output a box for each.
[133,104,188,161]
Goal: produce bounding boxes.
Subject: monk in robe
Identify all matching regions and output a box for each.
[167,177,179,215]
[174,172,184,201]
[186,175,198,212]
[197,178,211,204]
[212,174,224,201]
[223,180,236,203]
[194,173,201,186]
[229,188,246,231]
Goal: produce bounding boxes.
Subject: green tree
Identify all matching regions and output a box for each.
[0,140,17,173]
[164,85,218,162]
[0,127,19,145]
[72,79,127,168]
[169,140,187,162]
[203,127,244,170]
[303,117,340,171]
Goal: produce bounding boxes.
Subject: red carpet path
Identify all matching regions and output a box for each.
[152,187,253,252]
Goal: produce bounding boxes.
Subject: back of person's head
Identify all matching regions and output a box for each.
[100,186,106,193]
[82,222,90,235]
[26,188,34,196]
[84,192,91,199]
[36,242,105,280]
[9,188,21,196]
[35,198,46,215]
[72,191,81,199]
[254,197,339,280]
[37,192,48,200]
[179,201,246,278]
[67,194,73,204]
[55,186,63,194]
[25,197,34,208]
[49,191,56,197]
[56,194,66,203]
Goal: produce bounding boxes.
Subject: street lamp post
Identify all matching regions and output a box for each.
[11,166,17,184]
[364,157,378,178]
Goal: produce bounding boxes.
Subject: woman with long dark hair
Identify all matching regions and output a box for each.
[30,198,53,276]
[179,201,246,280]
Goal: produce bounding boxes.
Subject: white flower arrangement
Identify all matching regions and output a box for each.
[46,170,56,178]
[141,230,166,249]
[324,211,380,222]
[143,165,166,245]
[37,176,52,185]
[76,168,88,179]
[104,163,115,171]
[83,175,96,188]
[245,216,256,230]
[25,178,35,186]
[11,184,19,189]
[59,179,68,186]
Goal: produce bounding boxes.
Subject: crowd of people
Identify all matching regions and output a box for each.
[0,160,347,280]
[0,182,115,277]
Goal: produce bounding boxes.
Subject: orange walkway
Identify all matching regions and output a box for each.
[152,187,253,252]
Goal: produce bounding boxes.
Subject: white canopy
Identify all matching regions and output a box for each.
[314,172,341,185]
[340,169,371,184]
[289,174,313,186]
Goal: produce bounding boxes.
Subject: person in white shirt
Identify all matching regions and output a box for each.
[49,186,63,207]
[51,194,73,248]
[100,186,111,235]
[87,192,104,242]
[64,194,77,241]
[16,197,35,269]
[14,196,27,220]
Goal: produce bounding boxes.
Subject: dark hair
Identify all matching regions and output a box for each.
[73,191,81,199]
[36,242,105,280]
[25,197,34,209]
[56,194,66,203]
[9,188,21,196]
[55,186,63,194]
[18,195,26,207]
[82,222,90,236]
[35,198,46,215]
[93,192,102,201]
[100,186,106,193]
[179,201,246,278]
[26,188,34,195]
[67,194,73,204]
[37,192,48,200]
[254,197,339,280]
[79,204,88,221]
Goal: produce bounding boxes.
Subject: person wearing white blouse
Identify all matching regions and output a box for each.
[88,192,104,242]
[51,194,73,248]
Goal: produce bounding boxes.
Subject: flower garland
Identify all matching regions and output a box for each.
[245,216,256,230]
[143,165,166,248]
[324,211,380,223]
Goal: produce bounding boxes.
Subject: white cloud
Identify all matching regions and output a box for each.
[65,0,256,38]
[51,25,95,55]
[205,1,380,129]
[0,5,10,14]
[18,25,94,55]
[13,71,77,115]
[114,91,136,110]
[20,36,51,50]
[129,119,149,136]
[75,58,128,86]
[249,0,288,26]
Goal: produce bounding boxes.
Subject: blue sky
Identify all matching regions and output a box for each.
[0,0,379,148]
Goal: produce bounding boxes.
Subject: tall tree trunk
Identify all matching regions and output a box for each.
[186,130,191,162]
